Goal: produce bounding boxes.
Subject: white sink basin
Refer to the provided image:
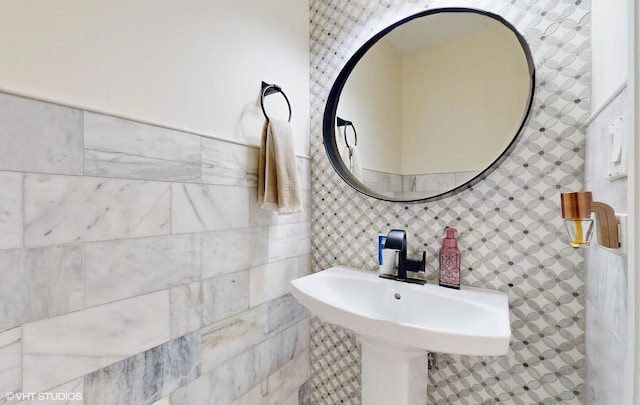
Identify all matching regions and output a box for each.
[290,266,511,356]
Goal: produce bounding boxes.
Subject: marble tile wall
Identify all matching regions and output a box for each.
[0,328,20,401]
[0,91,311,404]
[583,89,630,404]
[361,168,479,200]
[361,168,403,196]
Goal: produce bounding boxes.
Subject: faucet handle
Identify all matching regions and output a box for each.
[405,251,426,273]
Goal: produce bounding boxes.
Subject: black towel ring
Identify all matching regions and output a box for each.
[337,116,357,147]
[261,81,292,123]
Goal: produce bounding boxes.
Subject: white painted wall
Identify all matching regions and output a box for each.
[401,28,529,174]
[0,0,310,155]
[338,38,403,174]
[592,0,628,111]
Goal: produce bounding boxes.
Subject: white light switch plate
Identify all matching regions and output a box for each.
[608,115,627,180]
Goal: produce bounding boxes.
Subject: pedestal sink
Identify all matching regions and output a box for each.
[290,266,511,405]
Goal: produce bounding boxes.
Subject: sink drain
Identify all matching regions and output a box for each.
[394,292,401,300]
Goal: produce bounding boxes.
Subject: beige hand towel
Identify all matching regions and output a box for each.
[342,144,363,181]
[258,118,303,214]
[350,144,363,181]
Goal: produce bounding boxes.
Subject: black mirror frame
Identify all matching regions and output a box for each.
[322,7,536,203]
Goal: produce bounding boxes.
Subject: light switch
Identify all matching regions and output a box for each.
[608,115,627,180]
[609,131,622,163]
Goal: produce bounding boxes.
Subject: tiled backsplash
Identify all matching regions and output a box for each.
[310,0,589,403]
[0,91,311,404]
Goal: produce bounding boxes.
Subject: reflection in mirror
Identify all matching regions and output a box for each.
[325,8,535,202]
[336,117,362,180]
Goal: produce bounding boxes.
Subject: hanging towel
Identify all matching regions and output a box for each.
[258,118,303,214]
[350,144,363,181]
[342,144,363,181]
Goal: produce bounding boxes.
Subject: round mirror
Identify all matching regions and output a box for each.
[323,7,535,202]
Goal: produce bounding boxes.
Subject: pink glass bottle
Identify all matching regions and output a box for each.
[439,227,460,289]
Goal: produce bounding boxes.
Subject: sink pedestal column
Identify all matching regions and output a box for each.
[360,336,428,405]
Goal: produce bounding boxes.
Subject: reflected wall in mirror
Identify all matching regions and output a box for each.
[324,8,535,202]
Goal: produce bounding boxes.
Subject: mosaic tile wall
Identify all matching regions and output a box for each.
[309,0,590,404]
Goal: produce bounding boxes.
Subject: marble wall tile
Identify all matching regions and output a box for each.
[84,112,201,182]
[404,172,456,193]
[23,291,171,393]
[294,319,311,356]
[171,183,250,234]
[389,173,403,193]
[170,282,203,339]
[279,389,299,405]
[201,139,258,186]
[249,258,299,307]
[230,382,267,405]
[24,175,171,246]
[585,246,628,405]
[586,245,628,340]
[298,380,312,405]
[0,92,82,175]
[454,170,480,186]
[361,169,403,194]
[249,189,311,227]
[585,306,626,405]
[254,325,299,382]
[230,381,298,405]
[13,379,84,405]
[360,169,381,192]
[267,223,311,262]
[604,252,627,340]
[202,271,250,326]
[167,374,209,405]
[169,349,254,405]
[361,169,378,188]
[171,325,298,405]
[584,89,630,405]
[0,327,21,404]
[0,172,22,250]
[200,305,269,372]
[296,158,312,191]
[298,254,312,277]
[267,294,307,335]
[267,349,310,405]
[0,88,312,404]
[169,373,215,405]
[0,245,83,330]
[84,332,200,405]
[85,233,202,307]
[202,227,269,279]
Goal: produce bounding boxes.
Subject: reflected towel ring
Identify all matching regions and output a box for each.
[261,81,292,123]
[337,116,358,147]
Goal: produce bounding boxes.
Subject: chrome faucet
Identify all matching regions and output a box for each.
[381,229,426,285]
